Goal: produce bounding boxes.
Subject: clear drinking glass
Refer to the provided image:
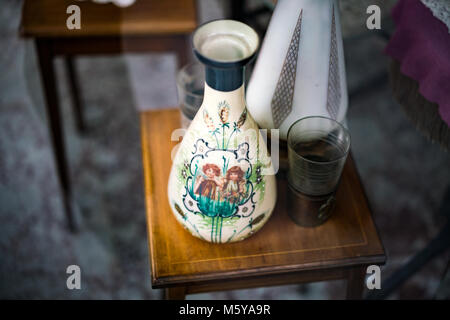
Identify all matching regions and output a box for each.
[287,116,351,227]
[176,63,204,128]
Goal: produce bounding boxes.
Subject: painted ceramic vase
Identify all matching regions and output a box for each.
[167,20,277,243]
[246,0,348,140]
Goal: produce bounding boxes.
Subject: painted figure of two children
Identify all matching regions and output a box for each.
[194,163,247,204]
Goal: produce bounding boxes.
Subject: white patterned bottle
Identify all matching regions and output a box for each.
[167,20,277,243]
[246,0,348,140]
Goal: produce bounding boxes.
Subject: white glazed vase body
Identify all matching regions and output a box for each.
[246,0,348,140]
[167,20,277,244]
[167,84,277,243]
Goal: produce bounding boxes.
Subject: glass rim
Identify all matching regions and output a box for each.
[287,116,351,165]
[176,62,204,99]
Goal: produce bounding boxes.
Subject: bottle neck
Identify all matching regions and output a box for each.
[205,66,244,92]
[202,83,246,116]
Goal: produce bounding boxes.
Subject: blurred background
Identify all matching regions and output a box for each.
[0,0,449,299]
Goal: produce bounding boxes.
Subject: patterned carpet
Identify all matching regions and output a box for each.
[0,0,449,299]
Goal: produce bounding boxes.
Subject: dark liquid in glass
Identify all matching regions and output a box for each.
[292,138,345,163]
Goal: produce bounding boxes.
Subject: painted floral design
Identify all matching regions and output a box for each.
[203,110,215,131]
[237,108,247,129]
[218,101,229,124]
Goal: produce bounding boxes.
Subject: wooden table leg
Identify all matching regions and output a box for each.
[165,287,186,300]
[65,56,86,133]
[36,39,76,232]
[346,266,366,300]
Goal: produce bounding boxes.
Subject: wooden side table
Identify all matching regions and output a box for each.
[140,109,386,300]
[20,0,197,231]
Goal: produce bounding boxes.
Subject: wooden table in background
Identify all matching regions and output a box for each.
[140,109,386,300]
[20,0,197,231]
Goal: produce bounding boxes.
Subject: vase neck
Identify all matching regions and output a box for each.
[203,82,246,114]
[205,66,244,92]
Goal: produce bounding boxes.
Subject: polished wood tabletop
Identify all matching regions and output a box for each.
[21,0,197,37]
[141,109,385,295]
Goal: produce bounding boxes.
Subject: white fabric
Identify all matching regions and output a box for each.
[421,0,450,33]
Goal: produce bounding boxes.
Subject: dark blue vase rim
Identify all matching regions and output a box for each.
[192,19,260,69]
